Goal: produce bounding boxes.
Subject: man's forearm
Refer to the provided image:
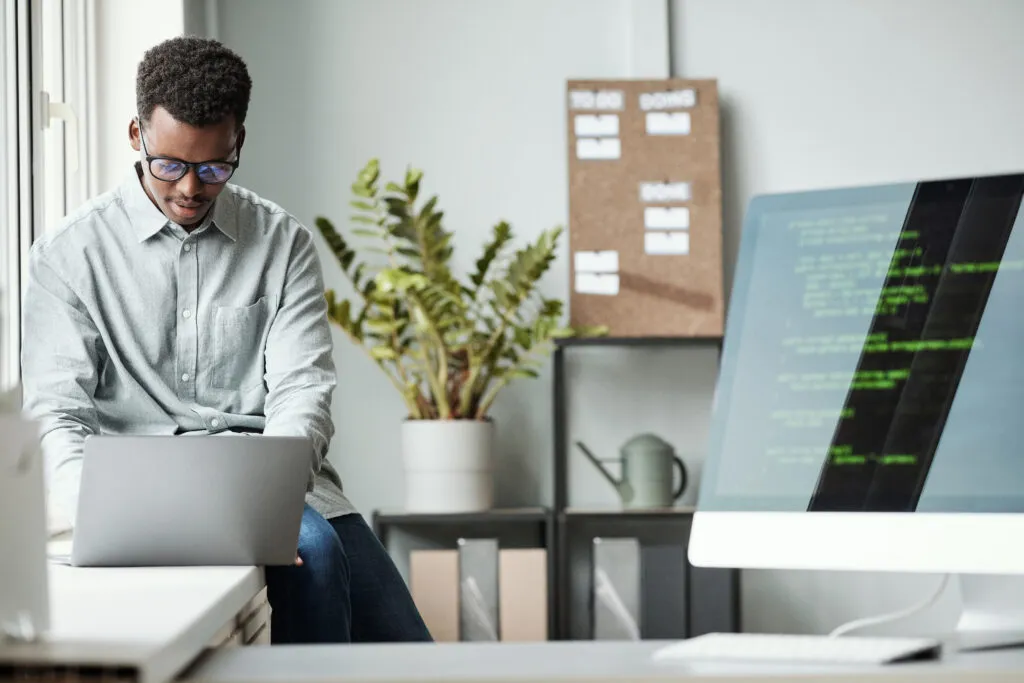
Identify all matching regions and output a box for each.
[263,375,336,482]
[262,225,338,484]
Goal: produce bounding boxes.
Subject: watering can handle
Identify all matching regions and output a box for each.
[671,454,688,500]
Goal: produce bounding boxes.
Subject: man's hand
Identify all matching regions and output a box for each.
[295,554,303,566]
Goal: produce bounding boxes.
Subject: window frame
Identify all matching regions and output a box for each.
[0,0,95,390]
[0,0,34,390]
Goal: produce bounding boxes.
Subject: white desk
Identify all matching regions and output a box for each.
[184,640,1024,683]
[0,560,268,683]
[6,555,1024,683]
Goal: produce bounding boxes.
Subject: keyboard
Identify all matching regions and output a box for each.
[652,632,942,666]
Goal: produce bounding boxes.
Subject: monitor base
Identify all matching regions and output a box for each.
[954,574,1024,652]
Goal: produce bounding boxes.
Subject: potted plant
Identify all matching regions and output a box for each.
[315,159,606,512]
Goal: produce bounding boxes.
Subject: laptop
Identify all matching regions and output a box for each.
[70,434,311,567]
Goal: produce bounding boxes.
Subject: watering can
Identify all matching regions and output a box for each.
[576,434,688,509]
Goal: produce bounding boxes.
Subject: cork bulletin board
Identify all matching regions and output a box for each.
[566,78,724,337]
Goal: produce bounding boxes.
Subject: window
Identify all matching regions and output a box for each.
[0,0,94,390]
[0,0,31,391]
[39,0,95,229]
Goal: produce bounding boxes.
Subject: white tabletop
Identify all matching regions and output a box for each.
[184,640,1024,683]
[0,558,264,683]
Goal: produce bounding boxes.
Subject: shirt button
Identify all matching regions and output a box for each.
[183,244,192,253]
[210,418,220,427]
[181,373,190,382]
[182,309,192,319]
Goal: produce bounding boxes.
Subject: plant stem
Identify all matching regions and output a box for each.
[467,293,525,411]
[411,345,448,417]
[475,370,512,419]
[403,288,452,418]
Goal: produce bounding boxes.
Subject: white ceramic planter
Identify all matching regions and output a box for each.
[400,418,494,513]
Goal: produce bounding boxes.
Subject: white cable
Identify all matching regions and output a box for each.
[828,573,951,638]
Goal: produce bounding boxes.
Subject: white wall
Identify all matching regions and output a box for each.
[213,0,719,531]
[672,0,1024,636]
[206,0,1024,637]
[94,0,184,193]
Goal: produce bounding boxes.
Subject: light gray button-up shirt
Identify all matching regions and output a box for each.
[21,163,354,529]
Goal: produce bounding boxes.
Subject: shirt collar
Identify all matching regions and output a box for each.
[121,163,237,242]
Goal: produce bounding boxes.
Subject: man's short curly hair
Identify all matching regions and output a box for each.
[136,36,252,129]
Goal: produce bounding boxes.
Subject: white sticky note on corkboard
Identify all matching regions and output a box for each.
[645,231,690,255]
[575,272,620,295]
[576,137,621,160]
[646,111,691,135]
[575,114,619,138]
[574,250,619,273]
[644,206,690,230]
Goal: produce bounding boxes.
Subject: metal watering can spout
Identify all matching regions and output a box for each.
[575,440,634,503]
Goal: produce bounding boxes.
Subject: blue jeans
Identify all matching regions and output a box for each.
[264,505,433,643]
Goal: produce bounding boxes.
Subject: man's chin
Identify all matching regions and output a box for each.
[167,201,206,225]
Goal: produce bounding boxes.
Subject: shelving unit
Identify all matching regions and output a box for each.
[371,335,738,642]
[550,336,738,641]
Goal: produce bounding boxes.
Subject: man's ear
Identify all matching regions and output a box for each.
[236,126,246,155]
[129,118,141,152]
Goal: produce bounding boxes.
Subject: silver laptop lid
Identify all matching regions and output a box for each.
[72,434,311,567]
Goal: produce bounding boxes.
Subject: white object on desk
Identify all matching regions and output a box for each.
[0,413,49,641]
[0,561,266,683]
[652,632,943,666]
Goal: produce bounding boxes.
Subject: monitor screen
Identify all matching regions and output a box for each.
[699,173,1024,514]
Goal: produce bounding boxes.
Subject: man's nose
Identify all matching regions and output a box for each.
[177,168,203,196]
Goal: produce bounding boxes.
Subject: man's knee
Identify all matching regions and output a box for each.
[296,505,348,580]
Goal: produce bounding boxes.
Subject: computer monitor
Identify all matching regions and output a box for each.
[688,172,1024,648]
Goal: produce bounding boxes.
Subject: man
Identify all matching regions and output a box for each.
[20,35,431,645]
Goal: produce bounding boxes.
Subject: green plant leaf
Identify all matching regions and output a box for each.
[317,159,607,420]
[370,345,398,361]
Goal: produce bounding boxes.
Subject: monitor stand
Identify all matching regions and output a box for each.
[955,574,1024,651]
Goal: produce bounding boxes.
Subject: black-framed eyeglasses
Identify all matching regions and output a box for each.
[137,118,240,185]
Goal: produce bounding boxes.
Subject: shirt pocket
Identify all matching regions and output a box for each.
[210,296,273,391]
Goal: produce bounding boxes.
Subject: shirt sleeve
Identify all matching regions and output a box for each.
[20,245,104,532]
[262,224,338,490]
